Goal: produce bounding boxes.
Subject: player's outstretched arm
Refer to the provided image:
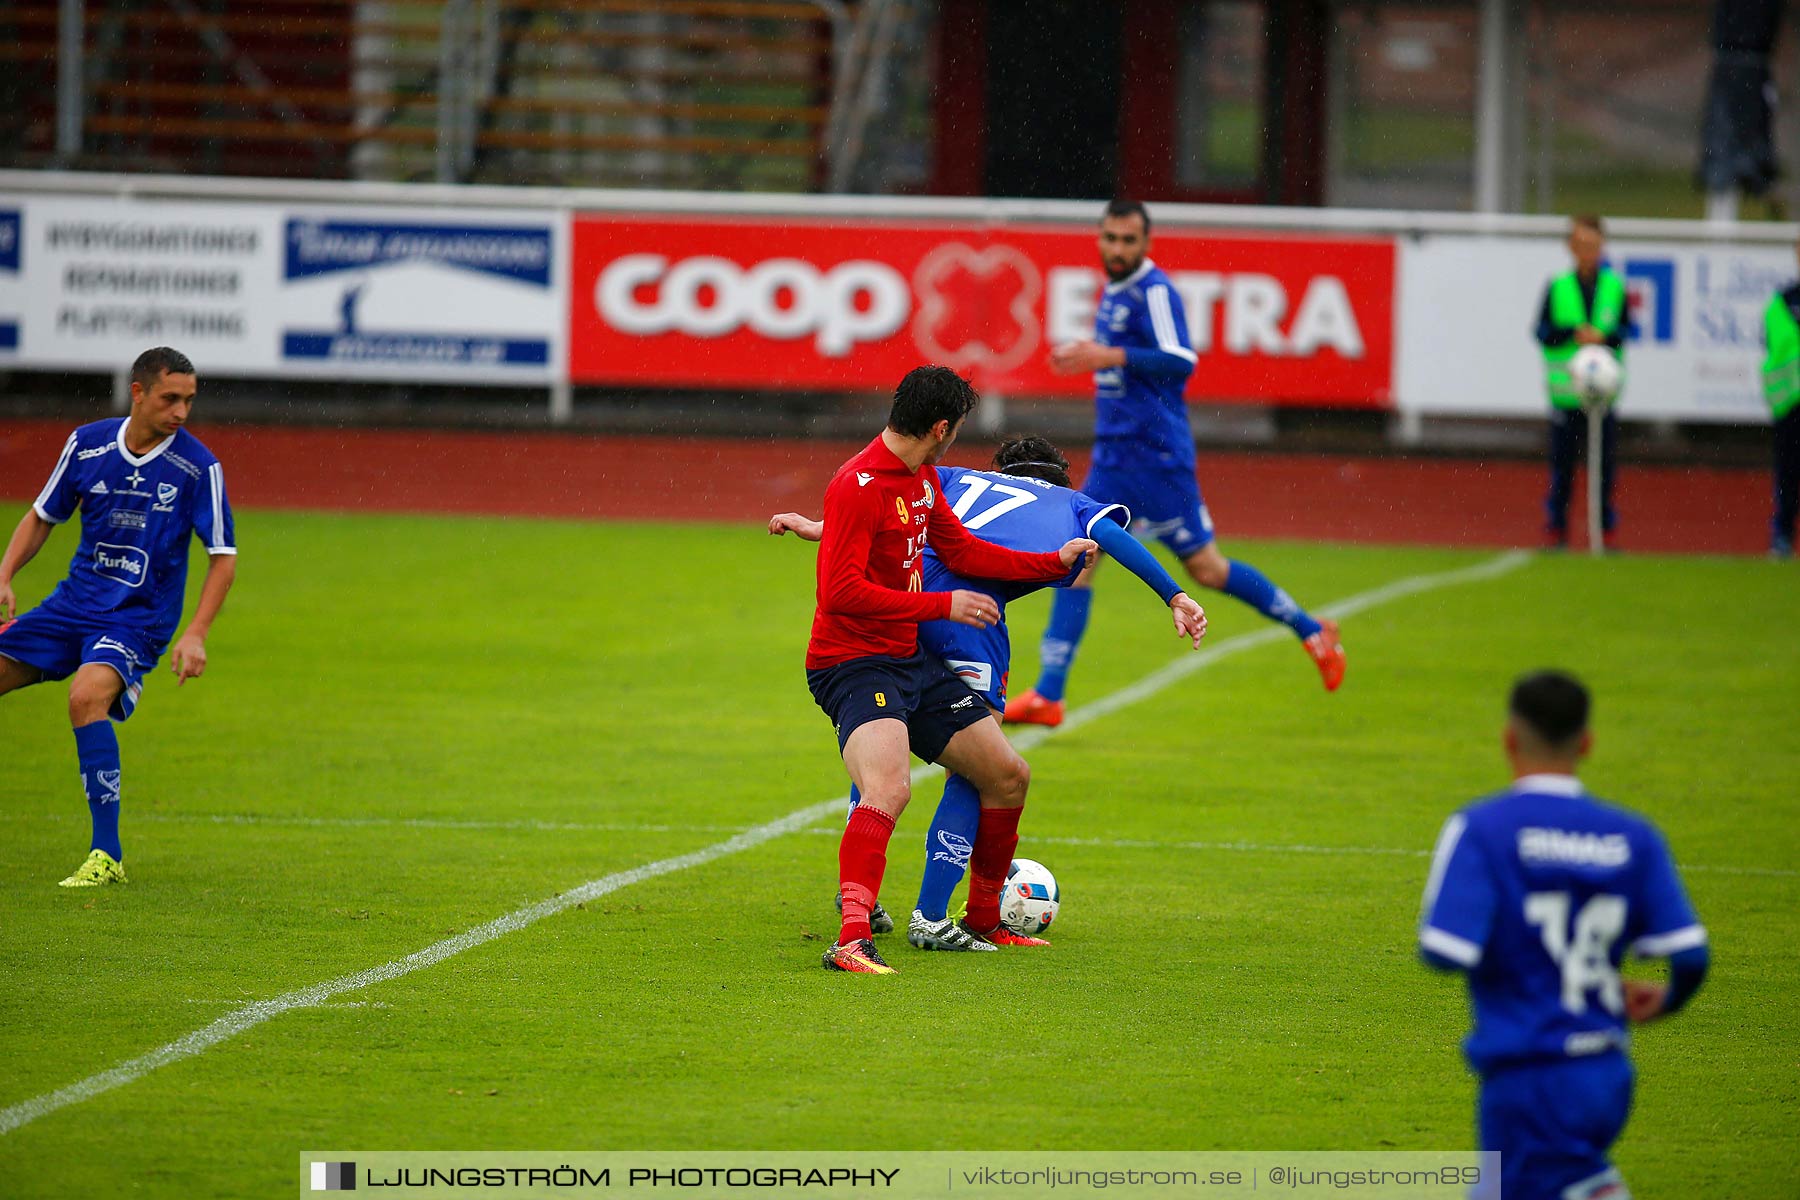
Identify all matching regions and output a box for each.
[0,509,56,621]
[1088,518,1203,645]
[171,553,237,685]
[768,512,823,542]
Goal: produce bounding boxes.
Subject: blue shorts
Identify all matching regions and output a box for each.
[1082,448,1214,558]
[1477,1053,1634,1200]
[0,603,163,721]
[919,616,1010,711]
[805,650,990,763]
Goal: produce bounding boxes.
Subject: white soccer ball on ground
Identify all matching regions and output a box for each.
[1570,345,1623,408]
[999,858,1060,935]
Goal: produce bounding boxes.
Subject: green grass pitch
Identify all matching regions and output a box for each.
[0,510,1795,1198]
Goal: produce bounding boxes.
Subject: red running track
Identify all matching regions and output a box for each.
[0,419,1775,555]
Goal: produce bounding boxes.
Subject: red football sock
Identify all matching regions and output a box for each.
[966,804,1022,933]
[837,805,897,944]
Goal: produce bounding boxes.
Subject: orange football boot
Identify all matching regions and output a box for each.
[1003,689,1065,727]
[1303,619,1346,692]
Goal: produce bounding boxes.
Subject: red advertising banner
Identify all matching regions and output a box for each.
[569,216,1395,406]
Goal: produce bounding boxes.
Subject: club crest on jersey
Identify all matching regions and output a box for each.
[154,482,179,512]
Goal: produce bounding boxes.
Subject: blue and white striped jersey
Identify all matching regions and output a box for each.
[1420,774,1706,1074]
[31,418,235,644]
[1092,258,1198,465]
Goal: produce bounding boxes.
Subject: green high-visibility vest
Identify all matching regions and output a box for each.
[1542,269,1626,410]
[1761,290,1800,421]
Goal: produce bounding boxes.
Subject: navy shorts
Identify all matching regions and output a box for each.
[1477,1052,1634,1200]
[919,616,1011,712]
[0,604,163,721]
[806,650,991,764]
[1083,449,1214,557]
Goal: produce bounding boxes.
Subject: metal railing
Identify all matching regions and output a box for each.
[5,0,922,192]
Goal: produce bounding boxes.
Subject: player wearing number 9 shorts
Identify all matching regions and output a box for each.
[774,435,1206,952]
[1418,671,1709,1200]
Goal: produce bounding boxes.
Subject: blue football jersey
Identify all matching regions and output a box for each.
[1092,259,1198,465]
[31,419,236,645]
[1420,774,1706,1075]
[923,466,1127,603]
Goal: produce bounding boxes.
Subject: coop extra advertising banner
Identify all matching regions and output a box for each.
[1397,236,1791,423]
[276,208,561,381]
[567,215,1397,406]
[0,194,282,372]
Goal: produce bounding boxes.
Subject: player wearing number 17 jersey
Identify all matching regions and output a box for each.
[805,367,1097,975]
[775,436,1206,952]
[1419,671,1708,1200]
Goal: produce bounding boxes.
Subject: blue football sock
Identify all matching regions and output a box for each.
[915,774,980,922]
[1033,586,1093,702]
[73,719,122,861]
[1222,559,1322,640]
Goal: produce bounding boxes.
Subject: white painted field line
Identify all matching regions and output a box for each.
[120,813,763,837]
[0,798,842,1138]
[1010,548,1535,753]
[0,549,1528,1137]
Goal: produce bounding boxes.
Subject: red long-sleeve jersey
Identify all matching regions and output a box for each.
[805,436,1070,669]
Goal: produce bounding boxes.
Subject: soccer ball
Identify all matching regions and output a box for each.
[1570,345,1623,408]
[999,858,1060,935]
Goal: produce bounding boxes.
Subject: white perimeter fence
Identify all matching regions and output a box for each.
[0,170,1792,427]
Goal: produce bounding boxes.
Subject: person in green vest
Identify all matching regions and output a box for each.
[1534,215,1630,549]
[1760,248,1800,558]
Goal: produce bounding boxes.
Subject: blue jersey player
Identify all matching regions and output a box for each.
[0,347,238,887]
[1420,671,1709,1200]
[1007,199,1346,729]
[772,436,1206,951]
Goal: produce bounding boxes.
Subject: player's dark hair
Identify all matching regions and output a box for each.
[1571,214,1605,237]
[888,365,978,438]
[1103,198,1151,235]
[1509,670,1590,749]
[992,435,1071,488]
[131,346,196,389]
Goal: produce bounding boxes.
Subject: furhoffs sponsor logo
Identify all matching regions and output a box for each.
[93,543,149,587]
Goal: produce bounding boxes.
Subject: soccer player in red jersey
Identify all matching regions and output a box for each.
[807,367,1097,974]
